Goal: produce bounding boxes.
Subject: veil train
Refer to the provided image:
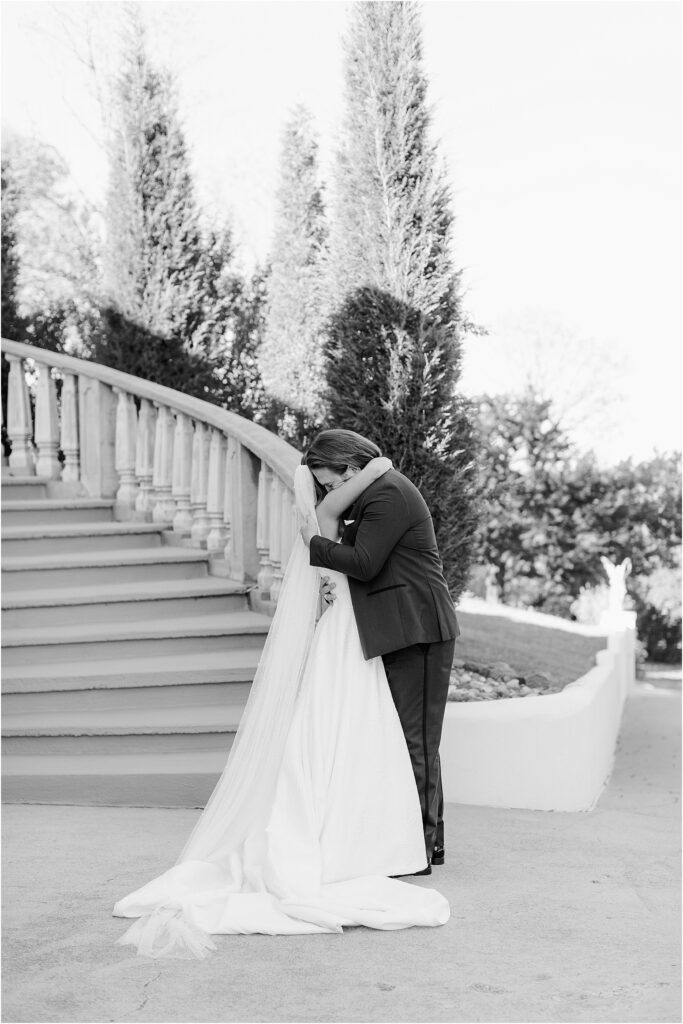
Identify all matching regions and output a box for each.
[114,467,321,957]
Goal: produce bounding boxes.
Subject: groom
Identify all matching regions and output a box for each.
[300,428,460,874]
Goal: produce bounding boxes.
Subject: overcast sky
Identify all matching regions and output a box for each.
[1,0,681,464]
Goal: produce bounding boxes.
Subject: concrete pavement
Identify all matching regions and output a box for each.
[2,681,680,1024]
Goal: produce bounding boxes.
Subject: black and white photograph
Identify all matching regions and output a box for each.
[1,1,680,1022]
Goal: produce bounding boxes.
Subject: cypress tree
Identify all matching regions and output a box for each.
[260,105,327,446]
[97,11,214,396]
[325,1,479,597]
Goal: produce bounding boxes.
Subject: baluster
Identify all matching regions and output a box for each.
[256,463,274,598]
[189,420,211,547]
[78,377,117,498]
[221,436,234,563]
[171,411,194,535]
[60,373,80,483]
[6,355,35,475]
[34,362,61,478]
[151,403,176,523]
[225,438,259,582]
[279,487,295,575]
[134,399,157,519]
[205,429,228,552]
[269,474,284,603]
[113,388,138,516]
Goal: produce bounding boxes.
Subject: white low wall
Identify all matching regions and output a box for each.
[440,610,637,812]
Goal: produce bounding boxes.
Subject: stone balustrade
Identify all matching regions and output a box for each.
[1,339,301,606]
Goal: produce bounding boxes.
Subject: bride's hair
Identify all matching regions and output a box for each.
[303,429,381,474]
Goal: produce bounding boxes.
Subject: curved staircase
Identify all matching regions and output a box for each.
[1,340,301,804]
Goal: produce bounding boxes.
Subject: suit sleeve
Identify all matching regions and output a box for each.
[309,487,411,582]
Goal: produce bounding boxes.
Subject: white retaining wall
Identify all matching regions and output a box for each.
[440,610,637,812]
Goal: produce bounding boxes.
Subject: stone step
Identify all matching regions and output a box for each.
[2,678,253,716]
[2,647,262,693]
[1,611,271,665]
[1,521,165,556]
[2,731,234,776]
[1,498,115,526]
[4,700,247,736]
[1,476,50,500]
[2,577,251,628]
[1,547,211,589]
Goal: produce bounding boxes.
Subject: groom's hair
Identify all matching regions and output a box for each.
[303,429,381,474]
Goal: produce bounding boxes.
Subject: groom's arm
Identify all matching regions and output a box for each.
[309,487,411,582]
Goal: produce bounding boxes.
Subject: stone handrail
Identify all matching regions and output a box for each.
[1,338,302,604]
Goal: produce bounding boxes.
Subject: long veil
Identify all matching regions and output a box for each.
[175,465,320,866]
[114,466,321,956]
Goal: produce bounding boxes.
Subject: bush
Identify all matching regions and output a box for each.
[471,391,681,658]
[631,553,682,663]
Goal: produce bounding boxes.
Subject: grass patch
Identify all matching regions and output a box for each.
[455,609,608,688]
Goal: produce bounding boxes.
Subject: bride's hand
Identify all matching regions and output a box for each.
[369,456,392,477]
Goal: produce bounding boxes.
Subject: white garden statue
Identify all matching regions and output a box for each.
[600,556,632,614]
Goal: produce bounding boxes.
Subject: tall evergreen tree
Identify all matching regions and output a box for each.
[97,11,215,395]
[325,1,479,597]
[260,105,327,446]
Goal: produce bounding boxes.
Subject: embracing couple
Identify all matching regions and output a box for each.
[114,428,460,958]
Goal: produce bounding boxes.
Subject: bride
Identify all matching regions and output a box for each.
[113,457,449,958]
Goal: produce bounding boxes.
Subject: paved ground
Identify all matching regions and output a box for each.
[2,680,680,1024]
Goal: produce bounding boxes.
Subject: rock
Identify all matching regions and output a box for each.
[488,661,516,681]
[463,661,488,675]
[526,672,553,689]
[452,658,465,669]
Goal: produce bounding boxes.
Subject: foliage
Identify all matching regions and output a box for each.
[100,12,215,395]
[630,549,681,663]
[96,10,278,424]
[260,105,327,442]
[209,262,281,427]
[472,390,682,659]
[330,1,462,329]
[324,1,479,597]
[1,158,24,342]
[471,388,574,607]
[1,133,102,352]
[325,287,480,597]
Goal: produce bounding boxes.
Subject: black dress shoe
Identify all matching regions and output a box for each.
[390,862,431,878]
[431,846,445,866]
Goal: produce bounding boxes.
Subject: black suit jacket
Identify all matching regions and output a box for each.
[309,469,459,659]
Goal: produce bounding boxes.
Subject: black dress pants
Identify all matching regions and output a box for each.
[381,638,455,859]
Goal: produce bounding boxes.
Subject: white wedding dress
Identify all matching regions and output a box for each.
[113,469,449,957]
